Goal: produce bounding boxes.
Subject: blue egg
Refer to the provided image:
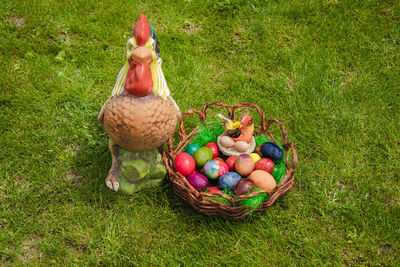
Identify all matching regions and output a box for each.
[259,142,283,162]
[184,144,200,156]
[219,172,242,190]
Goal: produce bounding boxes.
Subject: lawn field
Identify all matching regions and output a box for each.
[1,0,399,265]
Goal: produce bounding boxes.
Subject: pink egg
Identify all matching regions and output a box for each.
[235,154,255,176]
[174,152,196,177]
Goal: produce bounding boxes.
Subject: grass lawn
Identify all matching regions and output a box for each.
[1,0,399,265]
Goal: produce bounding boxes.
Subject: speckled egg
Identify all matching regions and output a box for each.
[249,170,277,193]
[219,172,242,190]
[184,143,200,156]
[234,141,250,152]
[203,160,229,180]
[235,154,255,176]
[220,136,235,148]
[255,158,275,174]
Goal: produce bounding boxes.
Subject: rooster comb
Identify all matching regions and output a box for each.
[133,14,150,46]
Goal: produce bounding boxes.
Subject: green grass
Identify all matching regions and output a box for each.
[1,0,399,265]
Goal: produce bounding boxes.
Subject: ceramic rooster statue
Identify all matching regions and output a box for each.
[98,14,180,194]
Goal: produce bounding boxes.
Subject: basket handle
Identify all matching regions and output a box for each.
[202,101,232,120]
[285,141,298,169]
[178,109,204,137]
[265,119,288,146]
[264,119,297,170]
[176,101,231,142]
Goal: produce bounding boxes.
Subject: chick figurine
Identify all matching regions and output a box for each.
[98,14,180,193]
[217,114,255,153]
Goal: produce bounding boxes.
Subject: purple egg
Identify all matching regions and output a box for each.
[219,172,242,190]
[233,178,255,196]
[187,173,209,192]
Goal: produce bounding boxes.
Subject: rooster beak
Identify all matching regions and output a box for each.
[130,46,153,64]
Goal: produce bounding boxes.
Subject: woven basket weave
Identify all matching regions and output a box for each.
[162,102,298,220]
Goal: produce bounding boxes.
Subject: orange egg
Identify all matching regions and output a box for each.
[249,170,277,193]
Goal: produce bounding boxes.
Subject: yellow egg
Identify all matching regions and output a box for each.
[249,153,261,163]
[234,141,250,152]
[249,170,277,193]
[220,136,235,148]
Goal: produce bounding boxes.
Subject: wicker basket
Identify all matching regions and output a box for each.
[162,102,298,220]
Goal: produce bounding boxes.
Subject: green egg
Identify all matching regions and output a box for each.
[193,147,213,167]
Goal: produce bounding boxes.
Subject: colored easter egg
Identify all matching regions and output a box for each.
[187,173,209,192]
[235,154,255,176]
[174,152,196,177]
[225,156,238,172]
[255,158,275,174]
[193,147,213,167]
[234,141,250,152]
[203,160,229,179]
[259,142,283,162]
[214,157,225,163]
[249,170,277,193]
[207,187,221,193]
[220,136,235,148]
[233,178,255,196]
[219,172,242,190]
[184,143,200,156]
[249,153,261,163]
[205,142,219,158]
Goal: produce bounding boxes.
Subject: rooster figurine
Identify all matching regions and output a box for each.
[98,14,180,193]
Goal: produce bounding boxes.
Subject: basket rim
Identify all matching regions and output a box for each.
[162,101,298,220]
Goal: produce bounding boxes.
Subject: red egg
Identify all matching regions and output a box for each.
[214,157,225,163]
[208,187,221,193]
[225,156,238,172]
[174,152,196,177]
[205,142,219,158]
[255,158,275,174]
